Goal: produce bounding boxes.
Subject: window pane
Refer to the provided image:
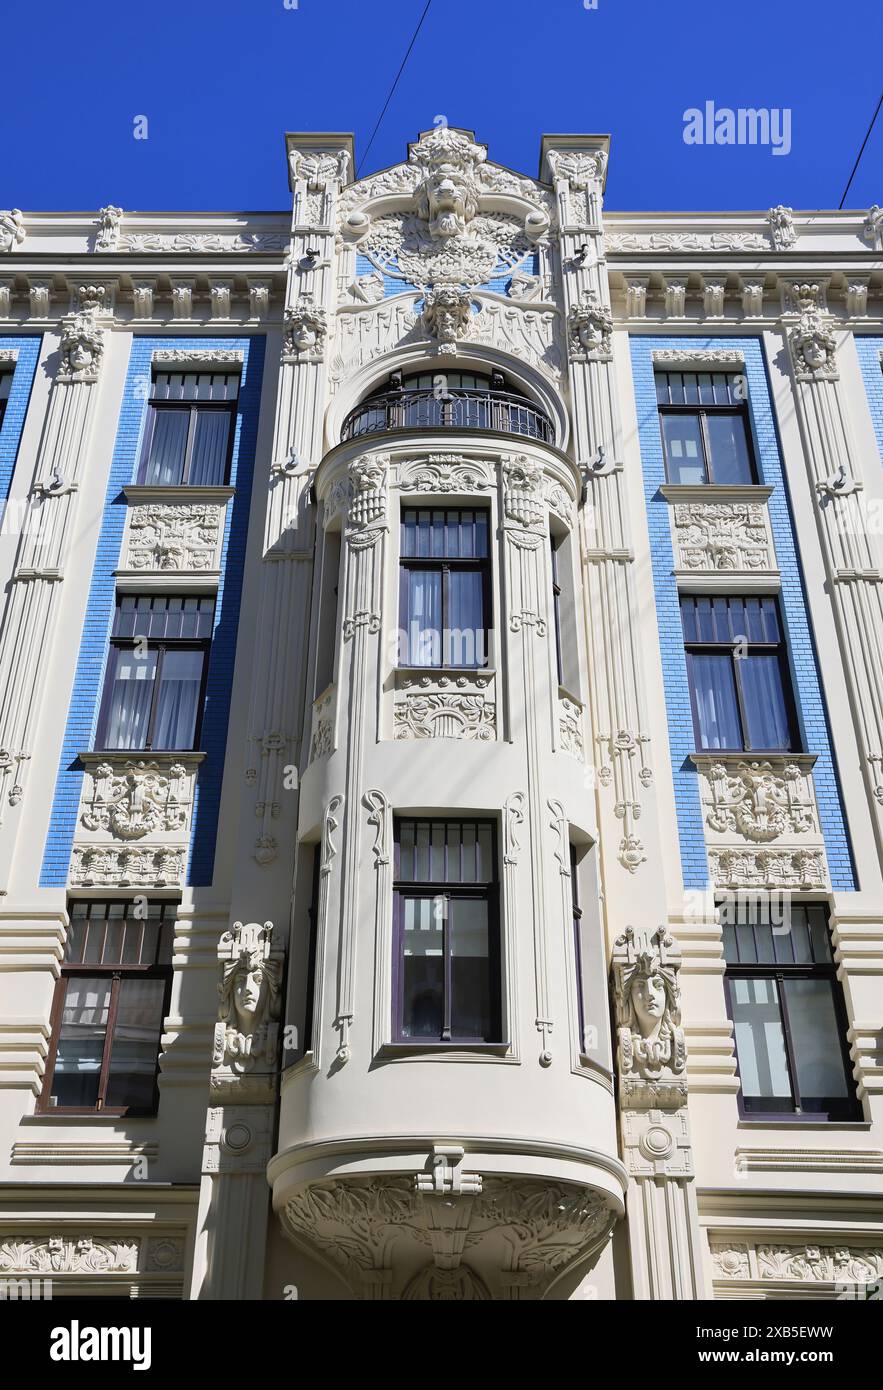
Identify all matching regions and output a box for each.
[689,653,742,749]
[143,410,189,486]
[730,976,793,1104]
[705,413,753,484]
[103,647,158,749]
[104,977,166,1109]
[51,977,112,1108]
[661,414,706,484]
[740,654,793,749]
[403,569,442,667]
[401,897,444,1038]
[450,898,491,1039]
[782,978,851,1106]
[189,410,231,485]
[152,649,204,748]
[446,570,485,667]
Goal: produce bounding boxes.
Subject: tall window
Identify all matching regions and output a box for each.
[393,819,500,1043]
[40,901,174,1114]
[0,371,12,430]
[136,371,239,487]
[551,533,564,685]
[723,901,857,1120]
[656,370,756,485]
[681,595,799,751]
[571,845,587,1054]
[96,595,215,751]
[399,508,490,668]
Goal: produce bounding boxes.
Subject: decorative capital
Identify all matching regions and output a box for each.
[347,452,389,531]
[787,283,838,380]
[287,143,351,192]
[545,147,608,191]
[567,289,613,362]
[282,294,328,362]
[95,205,123,252]
[767,204,796,250]
[57,289,106,382]
[612,926,686,1105]
[502,453,545,528]
[0,209,25,253]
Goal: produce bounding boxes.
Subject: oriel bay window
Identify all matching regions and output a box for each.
[40,901,175,1114]
[137,370,239,487]
[97,595,215,751]
[723,901,858,1120]
[681,595,799,751]
[656,370,757,485]
[393,819,500,1043]
[399,508,490,668]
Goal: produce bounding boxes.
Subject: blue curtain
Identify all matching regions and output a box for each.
[740,653,792,749]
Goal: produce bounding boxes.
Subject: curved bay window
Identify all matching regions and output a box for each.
[393,819,500,1044]
[399,508,490,668]
[341,370,553,444]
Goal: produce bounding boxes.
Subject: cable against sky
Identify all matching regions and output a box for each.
[839,90,882,207]
[357,0,434,177]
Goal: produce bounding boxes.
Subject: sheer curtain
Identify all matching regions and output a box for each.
[690,653,741,748]
[153,649,203,748]
[740,653,792,749]
[143,410,188,486]
[104,651,158,749]
[189,411,230,485]
[406,571,442,666]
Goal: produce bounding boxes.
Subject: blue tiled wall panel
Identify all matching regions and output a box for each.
[630,336,856,891]
[855,335,883,465]
[40,336,265,888]
[0,337,42,514]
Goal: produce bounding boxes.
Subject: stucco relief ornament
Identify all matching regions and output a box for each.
[282,295,327,361]
[701,760,816,842]
[502,454,544,529]
[212,921,282,1094]
[347,452,388,530]
[80,761,191,839]
[421,283,474,353]
[0,209,25,252]
[787,284,838,380]
[861,205,883,250]
[57,288,106,381]
[613,927,686,1090]
[767,204,796,249]
[547,149,608,190]
[95,205,123,251]
[289,148,350,190]
[567,289,613,362]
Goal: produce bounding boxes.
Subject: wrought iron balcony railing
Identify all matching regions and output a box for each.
[341,388,554,445]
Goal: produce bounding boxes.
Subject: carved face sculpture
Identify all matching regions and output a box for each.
[802,334,829,370]
[577,317,604,352]
[631,970,667,1039]
[292,321,318,352]
[67,331,97,374]
[232,960,266,1030]
[419,170,477,241]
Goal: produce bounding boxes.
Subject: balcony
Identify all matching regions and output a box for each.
[341,386,554,445]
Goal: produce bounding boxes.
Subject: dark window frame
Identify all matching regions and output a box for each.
[136,393,237,488]
[682,595,801,753]
[38,901,175,1117]
[392,818,501,1045]
[722,904,859,1122]
[398,508,492,670]
[551,532,564,686]
[571,844,587,1054]
[95,597,214,753]
[656,372,758,486]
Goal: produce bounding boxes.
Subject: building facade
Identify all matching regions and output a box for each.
[0,129,882,1300]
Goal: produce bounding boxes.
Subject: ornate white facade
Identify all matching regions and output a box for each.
[0,126,882,1301]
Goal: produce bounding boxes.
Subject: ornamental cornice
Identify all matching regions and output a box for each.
[651,348,745,367]
[151,348,244,367]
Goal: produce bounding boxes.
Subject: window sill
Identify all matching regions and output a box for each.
[688,750,816,768]
[377,1041,513,1062]
[79,750,207,767]
[736,1117,870,1130]
[123,484,236,504]
[395,666,495,679]
[24,1111,159,1124]
[659,483,773,504]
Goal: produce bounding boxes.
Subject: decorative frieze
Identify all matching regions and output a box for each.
[0,1235,184,1276]
[605,231,766,252]
[69,843,186,887]
[79,758,197,840]
[692,756,821,846]
[121,232,289,253]
[667,490,775,574]
[394,673,495,741]
[124,502,224,573]
[152,347,243,369]
[651,348,744,368]
[710,1241,883,1287]
[398,453,492,494]
[708,846,828,891]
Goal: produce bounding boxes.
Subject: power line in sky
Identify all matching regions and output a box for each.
[839,90,882,208]
[357,0,434,178]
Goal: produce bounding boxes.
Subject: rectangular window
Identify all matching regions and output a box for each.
[0,371,12,430]
[393,818,500,1043]
[40,901,174,1115]
[399,508,490,668]
[551,533,564,685]
[96,595,215,751]
[571,844,587,1054]
[723,901,857,1120]
[656,371,756,486]
[136,372,239,487]
[681,595,799,751]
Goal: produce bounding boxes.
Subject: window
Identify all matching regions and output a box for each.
[0,371,12,430]
[551,533,564,685]
[136,371,239,487]
[571,845,587,1053]
[681,595,799,751]
[656,371,756,485]
[96,595,215,751]
[723,901,858,1120]
[40,901,174,1114]
[399,508,490,668]
[393,819,500,1043]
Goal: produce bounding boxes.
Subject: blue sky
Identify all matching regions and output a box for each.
[3,0,880,212]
